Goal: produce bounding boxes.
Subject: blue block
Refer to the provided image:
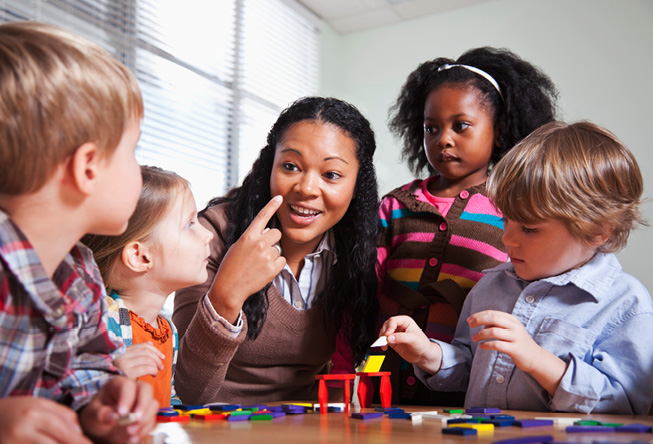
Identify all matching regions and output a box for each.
[492,415,515,420]
[482,419,515,427]
[566,425,616,433]
[492,435,554,444]
[176,404,204,410]
[443,427,477,436]
[156,411,179,417]
[515,419,554,428]
[387,412,412,419]
[615,423,652,433]
[209,404,242,411]
[470,413,494,418]
[374,407,404,413]
[352,412,383,420]
[448,418,475,424]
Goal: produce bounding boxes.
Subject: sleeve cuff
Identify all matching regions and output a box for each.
[202,295,243,338]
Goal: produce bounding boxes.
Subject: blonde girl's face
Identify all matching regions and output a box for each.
[148,188,213,291]
[423,85,496,189]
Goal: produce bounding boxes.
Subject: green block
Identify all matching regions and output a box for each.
[444,409,464,414]
[574,420,601,426]
[251,414,273,421]
[230,411,252,416]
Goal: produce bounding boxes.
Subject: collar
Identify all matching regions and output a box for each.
[500,253,620,302]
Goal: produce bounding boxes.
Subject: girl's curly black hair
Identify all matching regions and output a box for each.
[204,96,379,365]
[388,46,558,177]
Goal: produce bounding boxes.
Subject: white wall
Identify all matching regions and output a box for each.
[318,0,653,292]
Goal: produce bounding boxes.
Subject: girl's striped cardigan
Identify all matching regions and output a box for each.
[105,291,180,405]
[377,178,508,404]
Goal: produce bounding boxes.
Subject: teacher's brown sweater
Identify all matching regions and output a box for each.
[173,204,335,405]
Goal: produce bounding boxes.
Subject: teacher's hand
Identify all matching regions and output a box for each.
[208,195,286,324]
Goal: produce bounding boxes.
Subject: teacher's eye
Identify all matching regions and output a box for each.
[324,171,341,180]
[282,162,299,172]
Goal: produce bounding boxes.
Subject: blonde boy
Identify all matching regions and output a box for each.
[381,121,653,414]
[0,22,157,442]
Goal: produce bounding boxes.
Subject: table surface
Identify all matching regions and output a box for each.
[148,404,653,444]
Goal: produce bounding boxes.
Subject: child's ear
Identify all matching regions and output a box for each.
[121,241,152,273]
[589,228,611,248]
[68,142,101,195]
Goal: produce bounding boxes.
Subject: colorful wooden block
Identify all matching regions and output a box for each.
[449,423,494,432]
[156,415,190,423]
[209,404,242,411]
[466,407,501,414]
[566,425,616,433]
[192,413,227,421]
[352,412,383,420]
[492,435,554,444]
[615,423,653,433]
[361,355,385,373]
[387,412,412,419]
[443,427,477,435]
[444,408,464,414]
[514,419,554,428]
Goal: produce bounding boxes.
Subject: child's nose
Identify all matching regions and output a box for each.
[436,128,454,148]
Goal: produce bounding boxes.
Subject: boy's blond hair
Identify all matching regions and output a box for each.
[83,165,190,293]
[0,21,143,195]
[487,121,644,253]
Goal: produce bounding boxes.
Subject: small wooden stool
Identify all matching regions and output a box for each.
[356,371,392,409]
[315,374,356,414]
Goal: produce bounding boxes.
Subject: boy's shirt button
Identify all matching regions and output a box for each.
[495,374,505,383]
[525,295,535,304]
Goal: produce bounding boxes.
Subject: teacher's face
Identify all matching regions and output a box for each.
[270,120,359,254]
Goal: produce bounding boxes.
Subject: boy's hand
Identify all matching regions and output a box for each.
[209,195,286,324]
[114,342,165,379]
[0,396,91,444]
[380,315,443,375]
[468,310,568,395]
[468,310,540,372]
[79,376,158,444]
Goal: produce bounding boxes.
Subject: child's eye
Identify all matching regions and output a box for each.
[454,122,471,132]
[522,226,538,234]
[424,124,436,135]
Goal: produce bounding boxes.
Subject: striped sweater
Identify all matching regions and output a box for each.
[377,178,508,404]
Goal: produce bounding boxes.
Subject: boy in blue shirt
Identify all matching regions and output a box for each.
[0,22,157,442]
[380,121,653,414]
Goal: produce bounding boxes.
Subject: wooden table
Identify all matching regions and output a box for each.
[148,405,653,444]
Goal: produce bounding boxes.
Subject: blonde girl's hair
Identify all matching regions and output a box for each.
[487,121,644,253]
[83,165,190,292]
[0,21,143,194]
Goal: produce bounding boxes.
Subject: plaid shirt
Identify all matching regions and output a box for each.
[0,209,124,411]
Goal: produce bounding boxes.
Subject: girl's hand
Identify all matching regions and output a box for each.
[0,397,91,444]
[468,310,541,372]
[209,195,286,324]
[79,376,158,444]
[113,342,165,379]
[380,315,443,375]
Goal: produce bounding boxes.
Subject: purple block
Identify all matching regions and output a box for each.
[492,435,554,444]
[615,423,653,433]
[467,407,502,414]
[268,412,286,418]
[352,412,383,420]
[492,415,515,420]
[470,413,494,418]
[515,419,554,428]
[374,407,404,413]
[227,414,251,422]
[566,425,616,433]
[268,406,285,413]
[443,427,477,436]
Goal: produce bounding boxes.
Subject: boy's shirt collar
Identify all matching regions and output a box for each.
[499,253,620,302]
[0,208,104,327]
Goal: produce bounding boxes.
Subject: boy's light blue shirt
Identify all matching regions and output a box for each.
[416,253,653,414]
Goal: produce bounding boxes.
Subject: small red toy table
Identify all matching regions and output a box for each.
[315,374,356,414]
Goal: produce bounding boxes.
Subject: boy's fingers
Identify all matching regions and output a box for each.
[247,195,283,235]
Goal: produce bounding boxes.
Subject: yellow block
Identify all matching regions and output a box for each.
[362,355,385,373]
[448,423,494,431]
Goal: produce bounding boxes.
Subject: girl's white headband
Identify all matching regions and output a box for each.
[438,63,504,101]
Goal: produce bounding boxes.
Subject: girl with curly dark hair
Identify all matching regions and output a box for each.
[376,47,558,405]
[172,97,379,404]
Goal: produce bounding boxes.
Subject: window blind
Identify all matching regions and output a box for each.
[0,0,320,209]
